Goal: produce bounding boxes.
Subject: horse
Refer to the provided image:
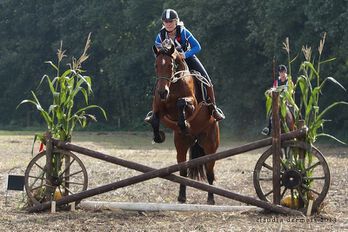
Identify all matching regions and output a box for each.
[149,39,220,204]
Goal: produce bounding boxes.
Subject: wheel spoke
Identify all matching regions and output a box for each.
[281,187,288,199]
[30,183,55,191]
[28,175,45,180]
[64,181,85,186]
[64,169,83,178]
[262,162,273,171]
[34,162,45,171]
[301,184,321,195]
[28,172,46,188]
[264,189,273,197]
[64,186,76,195]
[59,158,76,179]
[304,161,321,172]
[304,176,326,180]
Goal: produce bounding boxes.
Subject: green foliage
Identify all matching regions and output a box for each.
[17,34,107,141]
[0,1,347,135]
[294,34,348,144]
[266,34,347,144]
[265,34,348,206]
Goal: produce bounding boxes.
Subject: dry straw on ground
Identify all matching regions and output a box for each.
[0,132,347,231]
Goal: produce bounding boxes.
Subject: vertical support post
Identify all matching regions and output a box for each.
[64,138,71,197]
[45,132,54,200]
[298,120,306,160]
[272,91,281,204]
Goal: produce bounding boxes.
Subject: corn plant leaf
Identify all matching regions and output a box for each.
[320,77,346,92]
[48,104,58,114]
[265,93,272,116]
[319,57,336,65]
[317,101,348,121]
[317,133,346,144]
[301,61,319,81]
[80,88,89,105]
[73,105,107,120]
[280,100,287,119]
[61,69,73,79]
[45,61,58,71]
[297,76,309,109]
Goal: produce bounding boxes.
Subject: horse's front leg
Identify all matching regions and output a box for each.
[177,97,195,132]
[151,112,165,143]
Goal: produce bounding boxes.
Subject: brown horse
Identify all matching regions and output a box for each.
[150,39,220,204]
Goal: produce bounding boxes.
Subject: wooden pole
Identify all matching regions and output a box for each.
[44,132,54,200]
[27,130,306,215]
[80,201,261,212]
[272,91,281,205]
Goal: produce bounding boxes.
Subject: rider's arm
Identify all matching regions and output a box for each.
[182,28,201,59]
[155,33,162,48]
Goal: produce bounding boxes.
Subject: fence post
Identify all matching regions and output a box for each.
[272,91,281,204]
[45,132,55,200]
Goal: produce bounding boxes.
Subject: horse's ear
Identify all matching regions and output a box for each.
[152,45,159,56]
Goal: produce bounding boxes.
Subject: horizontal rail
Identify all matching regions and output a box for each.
[80,201,261,212]
[27,128,306,215]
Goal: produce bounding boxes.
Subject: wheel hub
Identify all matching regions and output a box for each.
[52,176,62,186]
[281,169,302,189]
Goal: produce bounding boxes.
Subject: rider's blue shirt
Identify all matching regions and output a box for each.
[155,26,201,59]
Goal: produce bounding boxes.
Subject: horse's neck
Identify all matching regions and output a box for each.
[170,60,195,98]
[174,59,191,83]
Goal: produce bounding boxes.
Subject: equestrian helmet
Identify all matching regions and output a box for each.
[278,64,287,72]
[161,9,178,21]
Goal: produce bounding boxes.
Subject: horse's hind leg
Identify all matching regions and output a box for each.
[200,123,220,205]
[174,133,193,203]
[205,161,216,205]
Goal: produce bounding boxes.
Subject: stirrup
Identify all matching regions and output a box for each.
[212,107,225,121]
[261,127,270,136]
[144,111,153,123]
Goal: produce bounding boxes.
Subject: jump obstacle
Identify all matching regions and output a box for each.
[24,92,330,216]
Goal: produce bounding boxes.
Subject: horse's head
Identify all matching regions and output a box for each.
[153,39,184,101]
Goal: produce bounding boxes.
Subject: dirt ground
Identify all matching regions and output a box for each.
[0,131,347,231]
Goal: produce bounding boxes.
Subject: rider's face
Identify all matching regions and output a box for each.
[279,71,287,80]
[163,19,177,32]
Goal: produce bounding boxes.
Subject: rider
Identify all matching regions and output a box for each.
[144,9,225,123]
[261,64,288,136]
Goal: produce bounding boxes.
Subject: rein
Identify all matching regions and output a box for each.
[156,60,211,87]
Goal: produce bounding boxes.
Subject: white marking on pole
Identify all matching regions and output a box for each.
[80,201,261,213]
[306,199,313,216]
[51,201,56,213]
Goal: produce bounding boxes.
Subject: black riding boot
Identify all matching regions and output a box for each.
[206,85,225,121]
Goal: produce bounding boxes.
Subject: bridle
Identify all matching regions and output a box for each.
[155,51,212,87]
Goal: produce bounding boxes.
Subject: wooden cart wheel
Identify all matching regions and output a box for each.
[253,140,330,211]
[24,149,88,206]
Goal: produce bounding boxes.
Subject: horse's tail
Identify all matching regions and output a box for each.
[188,141,207,181]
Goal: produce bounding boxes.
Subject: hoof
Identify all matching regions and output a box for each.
[153,131,165,143]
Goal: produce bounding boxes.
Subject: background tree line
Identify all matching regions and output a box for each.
[0,0,347,138]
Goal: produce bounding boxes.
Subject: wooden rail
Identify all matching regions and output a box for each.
[27,129,306,215]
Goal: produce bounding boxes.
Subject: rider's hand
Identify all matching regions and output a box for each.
[178,52,185,60]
